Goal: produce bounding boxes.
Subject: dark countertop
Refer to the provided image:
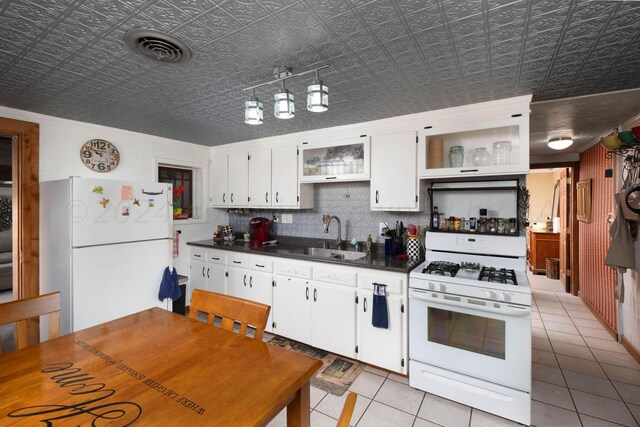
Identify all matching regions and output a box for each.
[187,236,423,274]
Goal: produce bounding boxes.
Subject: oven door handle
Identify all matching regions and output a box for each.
[410,289,530,317]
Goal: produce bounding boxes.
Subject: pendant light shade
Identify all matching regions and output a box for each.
[307,70,328,112]
[274,81,295,119]
[244,89,263,125]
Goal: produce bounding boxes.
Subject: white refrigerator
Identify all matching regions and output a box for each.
[41,177,173,335]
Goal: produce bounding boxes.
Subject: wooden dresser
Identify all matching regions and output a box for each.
[527,229,560,274]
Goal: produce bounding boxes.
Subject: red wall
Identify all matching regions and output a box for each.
[579,144,616,330]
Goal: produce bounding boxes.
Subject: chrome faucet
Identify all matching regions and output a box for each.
[322,215,343,248]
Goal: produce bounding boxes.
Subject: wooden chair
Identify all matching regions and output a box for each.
[0,292,61,354]
[189,289,270,340]
[337,392,357,427]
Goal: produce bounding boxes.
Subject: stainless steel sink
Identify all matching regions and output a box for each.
[303,247,367,261]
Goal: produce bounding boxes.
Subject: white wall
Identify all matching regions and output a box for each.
[0,105,227,280]
[527,171,556,225]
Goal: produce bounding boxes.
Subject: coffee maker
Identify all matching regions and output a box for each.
[250,217,270,245]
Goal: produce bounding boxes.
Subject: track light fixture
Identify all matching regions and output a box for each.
[243,65,330,125]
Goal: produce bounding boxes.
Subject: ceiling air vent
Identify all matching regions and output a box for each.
[124,29,192,63]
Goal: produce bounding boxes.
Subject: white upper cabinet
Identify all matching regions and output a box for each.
[272,146,313,209]
[370,131,419,211]
[418,115,530,179]
[228,152,249,206]
[248,148,272,207]
[210,154,228,207]
[299,136,370,183]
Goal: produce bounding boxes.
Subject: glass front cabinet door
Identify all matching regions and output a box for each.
[417,116,529,179]
[299,136,370,182]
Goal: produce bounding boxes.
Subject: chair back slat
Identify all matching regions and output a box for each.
[0,292,61,354]
[189,289,270,340]
[337,392,357,427]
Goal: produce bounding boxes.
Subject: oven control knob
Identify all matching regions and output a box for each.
[427,282,435,291]
[439,284,447,292]
[498,292,509,302]
[484,290,494,299]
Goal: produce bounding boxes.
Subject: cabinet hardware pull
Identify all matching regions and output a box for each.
[194,254,201,258]
[255,264,265,268]
[265,192,269,203]
[202,267,205,277]
[313,289,317,302]
[207,268,210,279]
[375,190,379,203]
[230,193,234,203]
[211,257,219,261]
[249,276,253,287]
[306,287,309,300]
[276,192,279,203]
[363,297,367,312]
[233,261,241,264]
[243,274,247,286]
[223,193,226,203]
[325,176,337,180]
[460,169,479,173]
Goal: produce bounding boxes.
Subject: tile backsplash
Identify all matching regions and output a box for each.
[228,182,428,244]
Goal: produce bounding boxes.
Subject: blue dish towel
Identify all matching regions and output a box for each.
[158,267,182,301]
[372,283,389,329]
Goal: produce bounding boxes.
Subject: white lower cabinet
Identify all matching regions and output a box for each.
[311,282,357,358]
[190,250,407,373]
[357,291,404,372]
[273,276,312,344]
[228,266,274,333]
[274,275,356,358]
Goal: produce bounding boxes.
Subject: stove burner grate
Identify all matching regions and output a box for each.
[423,261,460,277]
[478,267,518,286]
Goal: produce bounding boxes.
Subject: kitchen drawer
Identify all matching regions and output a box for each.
[250,256,273,272]
[207,250,226,265]
[313,265,356,287]
[190,247,207,261]
[228,253,249,268]
[358,272,404,295]
[275,260,312,279]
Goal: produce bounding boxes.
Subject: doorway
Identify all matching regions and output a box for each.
[0,136,13,303]
[0,117,40,345]
[528,164,580,295]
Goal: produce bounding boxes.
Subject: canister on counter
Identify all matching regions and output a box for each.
[438,213,446,230]
[463,218,470,231]
[454,217,461,231]
[497,218,505,234]
[469,217,477,232]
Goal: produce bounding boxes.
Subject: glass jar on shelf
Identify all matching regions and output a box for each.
[449,146,464,167]
[492,141,512,165]
[471,147,492,166]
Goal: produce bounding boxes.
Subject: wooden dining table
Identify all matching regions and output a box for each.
[0,307,323,426]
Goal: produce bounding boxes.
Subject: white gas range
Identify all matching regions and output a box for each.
[409,232,531,426]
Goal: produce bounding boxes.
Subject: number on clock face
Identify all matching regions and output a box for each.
[80,139,120,173]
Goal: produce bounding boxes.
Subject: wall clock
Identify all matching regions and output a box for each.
[80,139,120,172]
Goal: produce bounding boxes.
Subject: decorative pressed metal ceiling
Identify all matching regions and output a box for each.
[0,0,639,149]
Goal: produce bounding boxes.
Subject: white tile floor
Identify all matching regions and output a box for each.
[268,273,640,427]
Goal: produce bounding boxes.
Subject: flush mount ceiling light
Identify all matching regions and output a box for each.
[547,137,574,150]
[243,65,330,124]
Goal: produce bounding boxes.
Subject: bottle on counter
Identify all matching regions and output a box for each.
[454,217,461,231]
[366,234,373,255]
[432,206,439,229]
[478,209,488,233]
[497,218,506,234]
[469,217,477,232]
